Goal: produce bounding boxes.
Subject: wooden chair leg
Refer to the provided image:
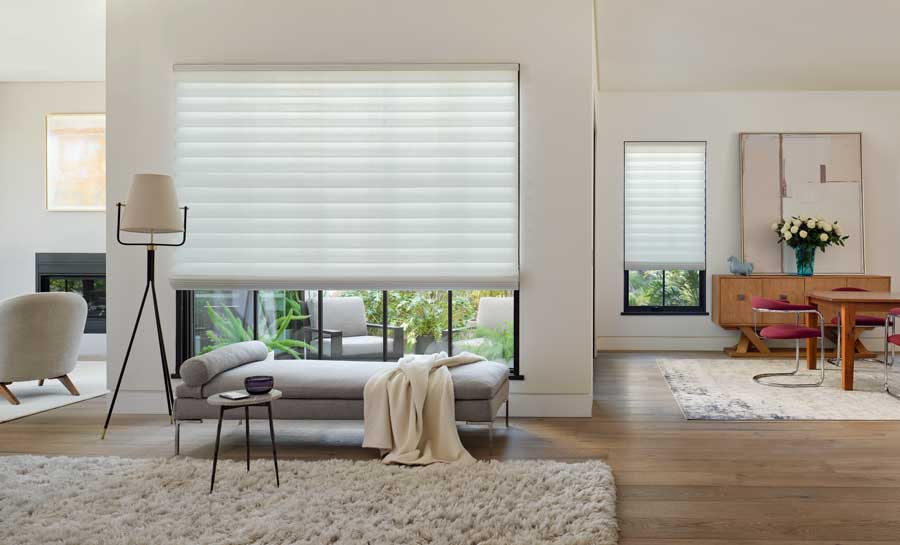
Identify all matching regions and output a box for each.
[56,375,80,396]
[0,383,20,405]
[38,379,44,386]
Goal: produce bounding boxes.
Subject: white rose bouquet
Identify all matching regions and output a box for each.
[771,215,848,250]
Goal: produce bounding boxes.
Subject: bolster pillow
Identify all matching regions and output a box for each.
[180,340,269,387]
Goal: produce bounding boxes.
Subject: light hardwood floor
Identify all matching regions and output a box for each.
[3,352,900,544]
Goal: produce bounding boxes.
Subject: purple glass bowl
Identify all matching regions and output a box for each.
[244,376,274,395]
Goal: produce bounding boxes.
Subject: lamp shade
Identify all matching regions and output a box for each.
[121,174,183,234]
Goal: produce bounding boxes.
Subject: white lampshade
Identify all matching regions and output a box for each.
[121,174,183,234]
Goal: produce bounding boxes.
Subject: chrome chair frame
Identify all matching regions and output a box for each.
[752,307,826,388]
[884,313,899,400]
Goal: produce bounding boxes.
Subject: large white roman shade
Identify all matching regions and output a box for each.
[170,65,519,290]
[624,142,706,271]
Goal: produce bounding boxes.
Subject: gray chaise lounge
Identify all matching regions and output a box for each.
[174,357,510,454]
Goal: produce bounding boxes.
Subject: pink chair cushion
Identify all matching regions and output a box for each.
[890,307,900,316]
[759,324,821,339]
[830,314,885,327]
[750,297,815,312]
[889,334,900,347]
[832,286,869,292]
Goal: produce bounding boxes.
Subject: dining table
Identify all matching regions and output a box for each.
[806,290,900,390]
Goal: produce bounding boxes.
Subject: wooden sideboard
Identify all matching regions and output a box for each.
[711,274,891,357]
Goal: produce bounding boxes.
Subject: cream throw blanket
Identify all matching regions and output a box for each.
[362,351,484,465]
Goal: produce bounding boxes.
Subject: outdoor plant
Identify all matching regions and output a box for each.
[201,296,313,359]
[471,321,515,362]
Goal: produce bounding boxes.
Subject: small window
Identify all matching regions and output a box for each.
[623,142,706,315]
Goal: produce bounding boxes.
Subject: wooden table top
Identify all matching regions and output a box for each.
[808,291,900,303]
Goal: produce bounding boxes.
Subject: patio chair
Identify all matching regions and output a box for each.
[299,296,404,361]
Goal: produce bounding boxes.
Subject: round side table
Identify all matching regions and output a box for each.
[207,389,282,494]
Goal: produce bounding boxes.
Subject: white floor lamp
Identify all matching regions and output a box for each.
[102,174,187,439]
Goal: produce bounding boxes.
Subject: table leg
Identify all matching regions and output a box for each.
[210,406,224,494]
[841,303,856,390]
[244,406,250,472]
[267,402,279,487]
[806,308,819,370]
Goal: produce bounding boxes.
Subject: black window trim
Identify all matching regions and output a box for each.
[175,289,523,380]
[622,140,708,317]
[621,269,708,315]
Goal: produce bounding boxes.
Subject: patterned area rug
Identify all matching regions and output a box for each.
[0,455,618,545]
[658,358,900,420]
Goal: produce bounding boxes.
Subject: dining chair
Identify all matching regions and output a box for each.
[884,308,900,400]
[828,287,885,367]
[751,297,826,388]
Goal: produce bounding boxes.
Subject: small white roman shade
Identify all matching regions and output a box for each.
[624,142,706,271]
[170,65,519,290]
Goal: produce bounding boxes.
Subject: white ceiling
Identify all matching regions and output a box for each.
[596,0,900,91]
[0,0,105,81]
[2,0,900,89]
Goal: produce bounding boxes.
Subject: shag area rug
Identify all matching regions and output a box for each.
[658,358,900,420]
[0,455,617,545]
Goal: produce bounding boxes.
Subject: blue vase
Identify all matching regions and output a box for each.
[794,246,816,276]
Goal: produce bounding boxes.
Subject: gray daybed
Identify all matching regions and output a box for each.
[173,343,510,454]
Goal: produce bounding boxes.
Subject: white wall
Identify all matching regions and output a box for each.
[0,82,107,359]
[595,91,900,350]
[107,0,595,416]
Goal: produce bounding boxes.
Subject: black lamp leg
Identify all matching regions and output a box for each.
[101,282,150,439]
[151,280,174,420]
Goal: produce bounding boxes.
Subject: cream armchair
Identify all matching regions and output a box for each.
[0,292,87,405]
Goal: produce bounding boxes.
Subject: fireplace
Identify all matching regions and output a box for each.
[35,253,106,334]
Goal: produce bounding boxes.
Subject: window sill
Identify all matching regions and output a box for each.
[621,310,709,316]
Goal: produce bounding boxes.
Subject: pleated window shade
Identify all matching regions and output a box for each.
[624,142,706,271]
[170,66,519,290]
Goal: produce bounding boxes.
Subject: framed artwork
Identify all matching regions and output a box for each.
[740,132,864,274]
[46,113,106,211]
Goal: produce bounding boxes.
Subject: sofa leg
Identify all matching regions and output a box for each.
[38,379,44,387]
[175,422,181,455]
[0,383,19,405]
[56,375,80,396]
[505,399,509,428]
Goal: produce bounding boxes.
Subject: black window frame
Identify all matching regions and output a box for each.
[175,289,523,380]
[621,269,708,315]
[622,140,708,316]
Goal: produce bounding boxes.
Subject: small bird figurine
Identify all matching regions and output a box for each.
[727,255,754,276]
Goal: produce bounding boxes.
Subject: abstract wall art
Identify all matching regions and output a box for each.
[46,113,106,211]
[740,132,864,274]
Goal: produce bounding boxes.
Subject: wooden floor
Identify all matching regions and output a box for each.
[3,351,900,544]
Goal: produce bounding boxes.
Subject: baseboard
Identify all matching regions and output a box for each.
[506,393,592,417]
[596,336,736,352]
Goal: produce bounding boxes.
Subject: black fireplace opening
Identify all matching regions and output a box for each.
[35,253,106,334]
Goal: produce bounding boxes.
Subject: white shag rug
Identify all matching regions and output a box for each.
[0,455,618,545]
[0,361,107,423]
[658,358,900,420]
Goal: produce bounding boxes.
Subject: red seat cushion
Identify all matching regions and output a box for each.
[830,314,885,326]
[759,324,821,339]
[889,334,900,347]
[890,307,900,316]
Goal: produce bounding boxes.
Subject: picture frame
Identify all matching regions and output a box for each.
[740,132,865,274]
[46,113,106,212]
